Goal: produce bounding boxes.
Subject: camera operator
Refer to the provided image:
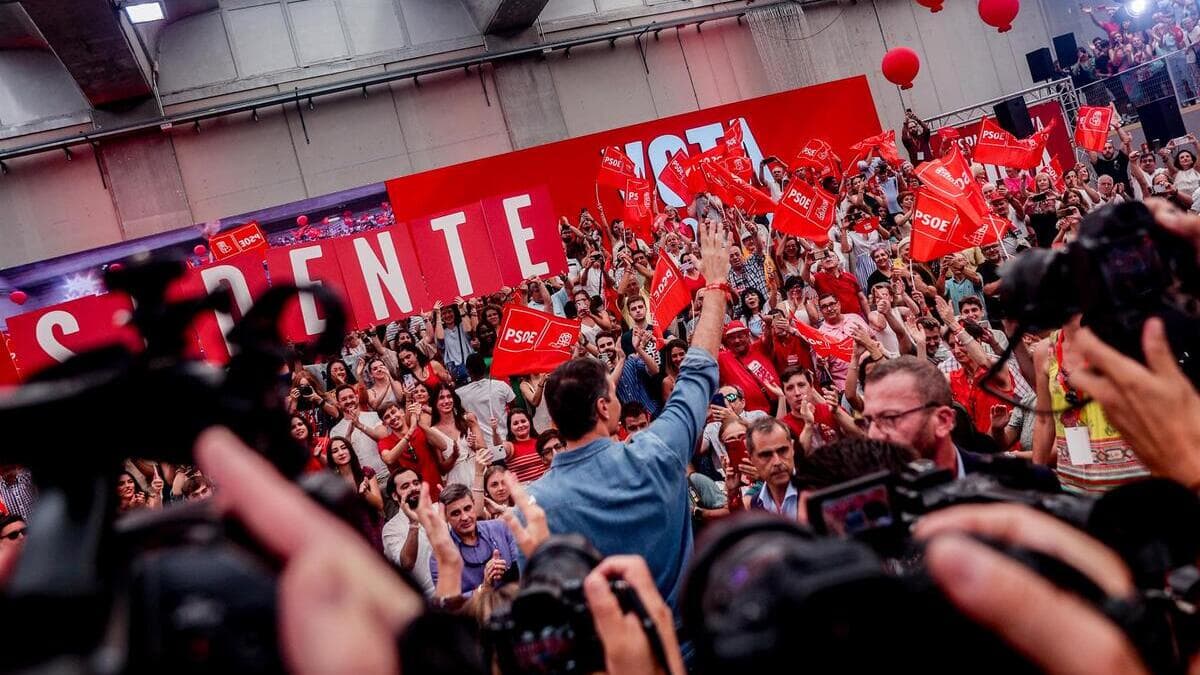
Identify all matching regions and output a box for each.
[526,218,729,608]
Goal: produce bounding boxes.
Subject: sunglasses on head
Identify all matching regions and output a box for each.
[2,528,26,541]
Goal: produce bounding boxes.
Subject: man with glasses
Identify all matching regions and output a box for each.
[815,294,871,390]
[862,356,965,476]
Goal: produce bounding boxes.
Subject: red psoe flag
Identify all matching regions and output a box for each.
[658,150,694,202]
[914,146,987,228]
[490,304,581,378]
[771,181,836,245]
[910,189,1010,262]
[648,255,691,339]
[1074,106,1114,153]
[792,138,842,180]
[850,130,902,166]
[1045,156,1068,193]
[972,117,1053,169]
[598,146,639,189]
[792,317,855,362]
[622,177,656,244]
[700,161,772,214]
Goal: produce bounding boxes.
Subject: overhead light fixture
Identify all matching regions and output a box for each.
[125,2,164,23]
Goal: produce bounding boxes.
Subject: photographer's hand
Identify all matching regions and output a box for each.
[584,556,685,675]
[914,504,1144,675]
[1069,318,1200,488]
[196,427,422,675]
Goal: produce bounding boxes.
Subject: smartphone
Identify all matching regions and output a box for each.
[725,438,749,470]
[710,393,728,408]
[491,446,507,463]
[402,373,417,388]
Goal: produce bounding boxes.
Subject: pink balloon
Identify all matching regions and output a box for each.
[9,290,27,305]
[296,215,309,227]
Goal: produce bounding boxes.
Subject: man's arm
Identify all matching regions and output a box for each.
[645,219,729,465]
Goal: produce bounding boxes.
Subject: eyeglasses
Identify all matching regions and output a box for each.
[2,528,26,541]
[542,443,563,453]
[862,402,941,431]
[819,303,839,310]
[724,392,742,403]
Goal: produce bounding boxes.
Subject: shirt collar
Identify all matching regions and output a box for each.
[758,481,799,512]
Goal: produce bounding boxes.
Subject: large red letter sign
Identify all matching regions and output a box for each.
[408,203,504,303]
[180,251,270,362]
[265,241,350,340]
[332,226,430,327]
[481,187,568,286]
[7,293,139,374]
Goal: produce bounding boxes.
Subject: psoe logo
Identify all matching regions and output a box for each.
[504,329,538,345]
[547,331,574,349]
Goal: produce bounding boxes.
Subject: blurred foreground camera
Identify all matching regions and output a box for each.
[484,534,667,675]
[997,200,1200,384]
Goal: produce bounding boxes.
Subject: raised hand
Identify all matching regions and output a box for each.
[500,473,550,557]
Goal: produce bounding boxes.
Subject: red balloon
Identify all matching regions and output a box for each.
[296,215,309,227]
[108,262,124,272]
[881,47,921,90]
[342,210,353,220]
[193,244,207,257]
[9,290,27,306]
[915,0,943,11]
[978,0,1019,32]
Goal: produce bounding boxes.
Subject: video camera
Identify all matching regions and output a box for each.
[997,200,1200,386]
[0,257,465,674]
[684,455,1200,675]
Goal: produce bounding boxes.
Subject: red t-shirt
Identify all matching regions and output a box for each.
[813,270,865,317]
[949,366,1014,434]
[506,437,547,484]
[768,334,813,373]
[781,404,837,442]
[681,273,707,297]
[717,342,781,413]
[379,428,442,499]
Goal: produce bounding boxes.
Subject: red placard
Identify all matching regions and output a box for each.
[480,186,569,286]
[318,226,427,330]
[408,202,503,303]
[265,240,351,340]
[1074,106,1114,153]
[6,293,140,374]
[178,251,271,363]
[648,254,691,340]
[210,222,267,261]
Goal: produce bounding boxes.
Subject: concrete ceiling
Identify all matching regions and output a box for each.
[18,0,152,107]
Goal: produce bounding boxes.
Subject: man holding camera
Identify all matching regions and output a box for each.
[527,219,729,608]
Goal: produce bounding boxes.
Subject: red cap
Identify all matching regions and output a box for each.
[723,320,749,338]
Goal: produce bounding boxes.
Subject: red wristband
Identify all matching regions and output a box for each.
[703,281,733,296]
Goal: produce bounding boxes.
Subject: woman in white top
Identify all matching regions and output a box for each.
[1167,145,1200,196]
[866,283,911,357]
[775,276,819,328]
[772,236,806,281]
[421,386,484,488]
[518,372,553,433]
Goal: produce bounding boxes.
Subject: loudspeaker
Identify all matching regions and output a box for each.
[1052,33,1078,68]
[993,96,1035,139]
[1026,47,1056,83]
[1137,97,1187,149]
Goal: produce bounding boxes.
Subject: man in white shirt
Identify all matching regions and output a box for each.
[329,385,390,487]
[456,354,516,447]
[381,469,434,596]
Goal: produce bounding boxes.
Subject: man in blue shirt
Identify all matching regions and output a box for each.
[429,483,520,596]
[746,418,799,518]
[528,219,729,608]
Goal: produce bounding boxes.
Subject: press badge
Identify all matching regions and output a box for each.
[1065,426,1093,466]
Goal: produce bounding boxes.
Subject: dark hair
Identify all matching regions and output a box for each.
[326,358,356,387]
[117,470,145,500]
[466,353,487,380]
[744,417,793,457]
[739,288,766,320]
[396,343,430,371]
[483,465,511,504]
[659,338,689,377]
[483,304,504,325]
[440,303,463,324]
[545,358,610,441]
[182,475,213,497]
[779,365,812,386]
[385,468,420,502]
[326,436,366,485]
[536,429,562,458]
[783,276,807,293]
[378,401,403,419]
[506,409,536,442]
[334,384,358,403]
[0,513,25,530]
[430,385,469,435]
[619,401,648,424]
[864,355,952,406]
[438,482,472,507]
[289,414,317,449]
[1175,149,1195,171]
[793,438,918,490]
[957,296,984,311]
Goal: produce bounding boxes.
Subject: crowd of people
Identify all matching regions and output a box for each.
[5,101,1200,673]
[1069,0,1200,108]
